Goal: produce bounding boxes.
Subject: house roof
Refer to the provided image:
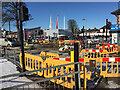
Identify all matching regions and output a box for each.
[100,25,106,29]
[111,9,120,15]
[24,27,41,31]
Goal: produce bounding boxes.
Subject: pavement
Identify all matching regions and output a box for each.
[0,57,42,89]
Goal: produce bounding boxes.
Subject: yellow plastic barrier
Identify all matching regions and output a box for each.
[71,51,74,62]
[80,49,108,59]
[39,40,49,44]
[64,40,70,45]
[83,57,120,78]
[19,53,87,89]
[19,52,120,89]
[40,51,46,57]
[20,53,44,75]
[40,51,59,58]
[99,44,119,54]
[43,40,49,44]
[39,40,43,44]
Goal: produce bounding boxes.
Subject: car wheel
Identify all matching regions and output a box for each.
[68,47,70,49]
[7,44,10,47]
[62,48,64,51]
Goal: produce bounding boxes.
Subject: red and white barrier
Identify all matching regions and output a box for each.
[53,58,84,62]
[101,45,115,48]
[79,44,82,49]
[85,49,103,52]
[53,58,71,62]
[102,58,120,62]
[53,57,120,62]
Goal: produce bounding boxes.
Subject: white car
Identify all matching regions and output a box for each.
[0,38,12,47]
[59,45,73,52]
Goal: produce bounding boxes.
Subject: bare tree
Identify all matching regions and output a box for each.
[68,19,78,35]
[2,2,32,42]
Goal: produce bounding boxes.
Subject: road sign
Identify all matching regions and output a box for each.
[110,24,120,31]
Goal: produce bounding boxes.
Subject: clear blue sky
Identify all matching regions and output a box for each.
[3,2,118,31]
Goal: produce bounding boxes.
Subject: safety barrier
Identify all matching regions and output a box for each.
[83,57,120,78]
[53,57,84,62]
[102,42,115,46]
[79,49,108,59]
[53,50,120,78]
[19,52,120,89]
[39,40,49,44]
[96,43,100,49]
[53,57,120,78]
[40,51,59,58]
[99,44,119,54]
[32,39,38,43]
[58,40,82,48]
[1,61,84,89]
[19,53,87,89]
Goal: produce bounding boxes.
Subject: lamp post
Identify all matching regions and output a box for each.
[82,19,87,48]
[82,19,87,36]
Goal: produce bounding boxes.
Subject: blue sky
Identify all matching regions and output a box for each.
[3,2,118,31]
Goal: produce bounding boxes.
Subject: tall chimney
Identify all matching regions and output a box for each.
[49,16,51,29]
[56,15,58,29]
[64,16,65,30]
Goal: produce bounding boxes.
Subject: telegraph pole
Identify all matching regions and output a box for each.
[106,19,108,42]
[82,26,84,38]
[0,1,2,38]
[82,26,85,49]
[103,27,105,41]
[19,1,26,72]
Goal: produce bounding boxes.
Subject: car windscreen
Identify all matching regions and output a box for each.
[7,38,15,42]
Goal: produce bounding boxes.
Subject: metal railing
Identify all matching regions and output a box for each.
[1,62,82,90]
[0,47,20,67]
[0,46,6,57]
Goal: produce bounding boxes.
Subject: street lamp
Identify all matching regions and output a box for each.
[82,19,87,48]
[82,19,87,36]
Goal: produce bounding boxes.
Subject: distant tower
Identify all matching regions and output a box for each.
[56,15,58,29]
[118,1,120,9]
[49,16,51,29]
[64,16,65,30]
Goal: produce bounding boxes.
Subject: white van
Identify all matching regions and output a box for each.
[0,38,12,47]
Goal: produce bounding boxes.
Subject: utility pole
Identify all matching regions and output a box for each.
[81,26,85,49]
[82,26,84,39]
[0,1,2,38]
[19,1,26,72]
[82,19,87,49]
[106,19,108,42]
[103,27,105,41]
[9,20,10,36]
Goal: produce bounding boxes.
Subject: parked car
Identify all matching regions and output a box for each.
[28,37,32,44]
[0,38,18,47]
[44,36,49,41]
[51,37,58,41]
[58,35,69,40]
[7,38,19,46]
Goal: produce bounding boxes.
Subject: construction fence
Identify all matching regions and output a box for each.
[19,49,120,89]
